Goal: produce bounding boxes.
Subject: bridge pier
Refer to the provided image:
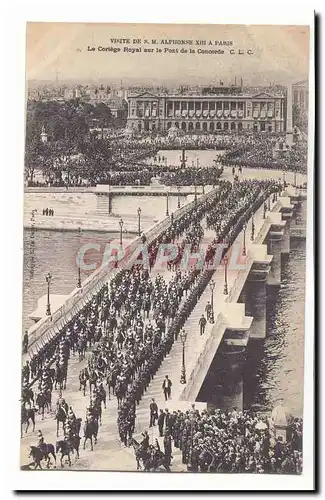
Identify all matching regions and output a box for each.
[245,262,271,339]
[281,217,291,254]
[267,230,283,286]
[203,304,252,412]
[209,345,247,412]
[279,197,294,254]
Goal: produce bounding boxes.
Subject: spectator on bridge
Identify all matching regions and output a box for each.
[23,331,29,354]
[149,398,158,428]
[199,314,207,335]
[162,375,172,401]
[205,301,213,322]
[163,430,173,466]
[158,409,166,437]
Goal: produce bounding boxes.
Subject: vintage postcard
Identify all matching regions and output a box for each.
[20,21,313,481]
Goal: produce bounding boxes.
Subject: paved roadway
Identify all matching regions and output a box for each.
[20,246,187,471]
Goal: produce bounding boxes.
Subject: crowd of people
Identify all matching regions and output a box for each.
[25,128,307,189]
[139,406,303,473]
[161,166,223,187]
[219,134,308,174]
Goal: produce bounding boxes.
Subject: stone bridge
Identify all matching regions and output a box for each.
[23,185,306,413]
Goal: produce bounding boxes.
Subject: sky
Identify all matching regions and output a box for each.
[26,23,310,86]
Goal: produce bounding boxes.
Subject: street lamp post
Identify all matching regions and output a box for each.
[119,218,124,246]
[166,192,169,216]
[267,195,271,211]
[242,222,247,256]
[77,227,82,288]
[294,171,297,188]
[250,213,255,241]
[283,171,286,187]
[209,280,215,323]
[137,207,142,236]
[45,272,52,316]
[223,255,229,295]
[177,185,181,209]
[180,329,187,384]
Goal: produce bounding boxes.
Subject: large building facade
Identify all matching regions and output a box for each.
[127,87,287,133]
[292,80,308,112]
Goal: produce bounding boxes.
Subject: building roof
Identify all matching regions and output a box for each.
[128,89,285,99]
[293,79,308,87]
[107,97,127,109]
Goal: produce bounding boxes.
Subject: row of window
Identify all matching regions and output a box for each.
[137,121,274,132]
[131,100,278,112]
[131,108,280,118]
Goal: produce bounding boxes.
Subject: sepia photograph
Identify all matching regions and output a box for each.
[18,19,313,482]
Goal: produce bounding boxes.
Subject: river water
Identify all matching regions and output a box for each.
[244,237,305,417]
[22,229,125,333]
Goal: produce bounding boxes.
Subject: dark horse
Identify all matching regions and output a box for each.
[115,380,127,409]
[21,387,34,406]
[54,404,68,437]
[106,369,117,400]
[28,444,56,469]
[56,438,81,467]
[54,364,67,391]
[79,368,89,396]
[36,390,51,420]
[21,405,36,437]
[130,438,171,472]
[96,386,107,410]
[77,336,87,362]
[83,419,98,451]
